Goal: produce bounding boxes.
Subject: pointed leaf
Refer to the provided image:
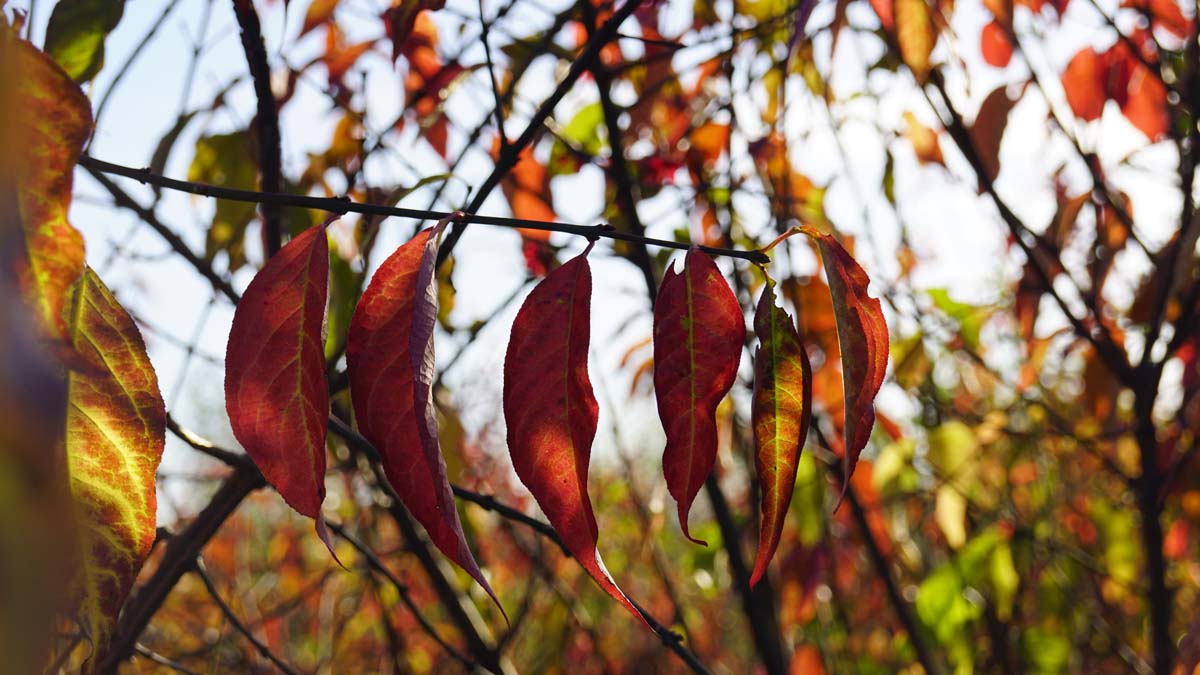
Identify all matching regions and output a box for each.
[347,221,502,612]
[10,30,89,339]
[969,85,1014,182]
[44,0,126,83]
[803,229,889,497]
[652,247,744,544]
[503,244,644,622]
[225,226,331,540]
[749,279,813,587]
[66,268,165,669]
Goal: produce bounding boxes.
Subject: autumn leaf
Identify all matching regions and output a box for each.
[894,0,937,82]
[347,219,502,612]
[969,85,1014,182]
[980,20,1013,68]
[66,268,166,670]
[1062,48,1105,121]
[301,0,339,36]
[503,243,644,623]
[653,247,744,544]
[9,28,89,339]
[749,278,812,587]
[802,228,888,498]
[225,225,334,551]
[44,0,126,83]
[903,111,945,165]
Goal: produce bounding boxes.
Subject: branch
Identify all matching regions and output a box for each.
[436,0,647,265]
[193,560,301,675]
[232,0,284,257]
[80,156,768,265]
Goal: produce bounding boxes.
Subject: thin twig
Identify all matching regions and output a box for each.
[193,561,301,675]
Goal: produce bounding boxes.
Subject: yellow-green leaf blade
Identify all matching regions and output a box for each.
[67,268,166,670]
[44,0,126,83]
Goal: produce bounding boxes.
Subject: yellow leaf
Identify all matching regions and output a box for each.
[894,0,937,82]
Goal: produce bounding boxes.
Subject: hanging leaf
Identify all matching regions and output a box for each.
[225,225,333,550]
[188,131,259,271]
[802,228,889,498]
[11,30,89,339]
[969,85,1015,183]
[894,0,937,82]
[653,247,744,544]
[749,278,812,587]
[903,111,945,165]
[980,20,1013,68]
[347,218,502,612]
[504,243,644,622]
[43,0,126,83]
[1062,48,1105,122]
[66,268,165,670]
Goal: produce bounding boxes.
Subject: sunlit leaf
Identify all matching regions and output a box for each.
[503,243,644,623]
[225,225,333,550]
[66,268,166,670]
[894,0,937,82]
[44,0,125,82]
[653,247,744,544]
[188,131,258,271]
[347,220,503,612]
[980,19,1013,68]
[748,278,812,586]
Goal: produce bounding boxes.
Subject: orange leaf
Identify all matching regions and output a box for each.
[894,0,937,82]
[1062,48,1105,121]
[803,229,888,498]
[653,248,744,544]
[66,268,166,669]
[225,226,334,550]
[903,111,945,165]
[749,279,812,586]
[503,243,645,624]
[10,29,89,339]
[980,20,1013,67]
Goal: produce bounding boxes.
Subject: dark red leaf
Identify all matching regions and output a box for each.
[347,222,502,612]
[503,243,644,623]
[225,225,333,549]
[653,247,744,544]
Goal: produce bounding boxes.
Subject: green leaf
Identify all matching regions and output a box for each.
[188,131,258,270]
[550,103,605,174]
[44,0,126,83]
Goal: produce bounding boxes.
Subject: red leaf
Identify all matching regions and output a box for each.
[652,247,744,544]
[1062,48,1105,121]
[225,225,333,549]
[503,243,644,623]
[969,86,1015,182]
[347,221,501,611]
[749,279,812,587]
[803,229,889,500]
[981,20,1013,67]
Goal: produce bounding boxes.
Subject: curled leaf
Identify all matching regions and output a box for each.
[653,247,744,544]
[802,228,889,500]
[749,278,813,587]
[347,219,502,613]
[504,243,644,623]
[225,225,333,549]
[66,268,165,669]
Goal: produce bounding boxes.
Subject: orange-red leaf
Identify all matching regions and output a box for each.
[66,268,165,669]
[225,226,332,544]
[749,279,812,587]
[11,30,89,339]
[503,244,644,623]
[894,0,937,82]
[653,247,744,544]
[1062,48,1105,121]
[803,229,888,498]
[347,223,501,611]
[980,20,1013,67]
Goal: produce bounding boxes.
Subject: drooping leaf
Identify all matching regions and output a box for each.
[225,225,332,548]
[903,111,944,165]
[346,221,502,612]
[11,30,89,339]
[802,228,888,497]
[894,0,937,82]
[503,243,644,622]
[1062,47,1105,121]
[652,247,744,544]
[749,278,812,587]
[969,85,1015,183]
[43,0,125,83]
[66,268,165,669]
